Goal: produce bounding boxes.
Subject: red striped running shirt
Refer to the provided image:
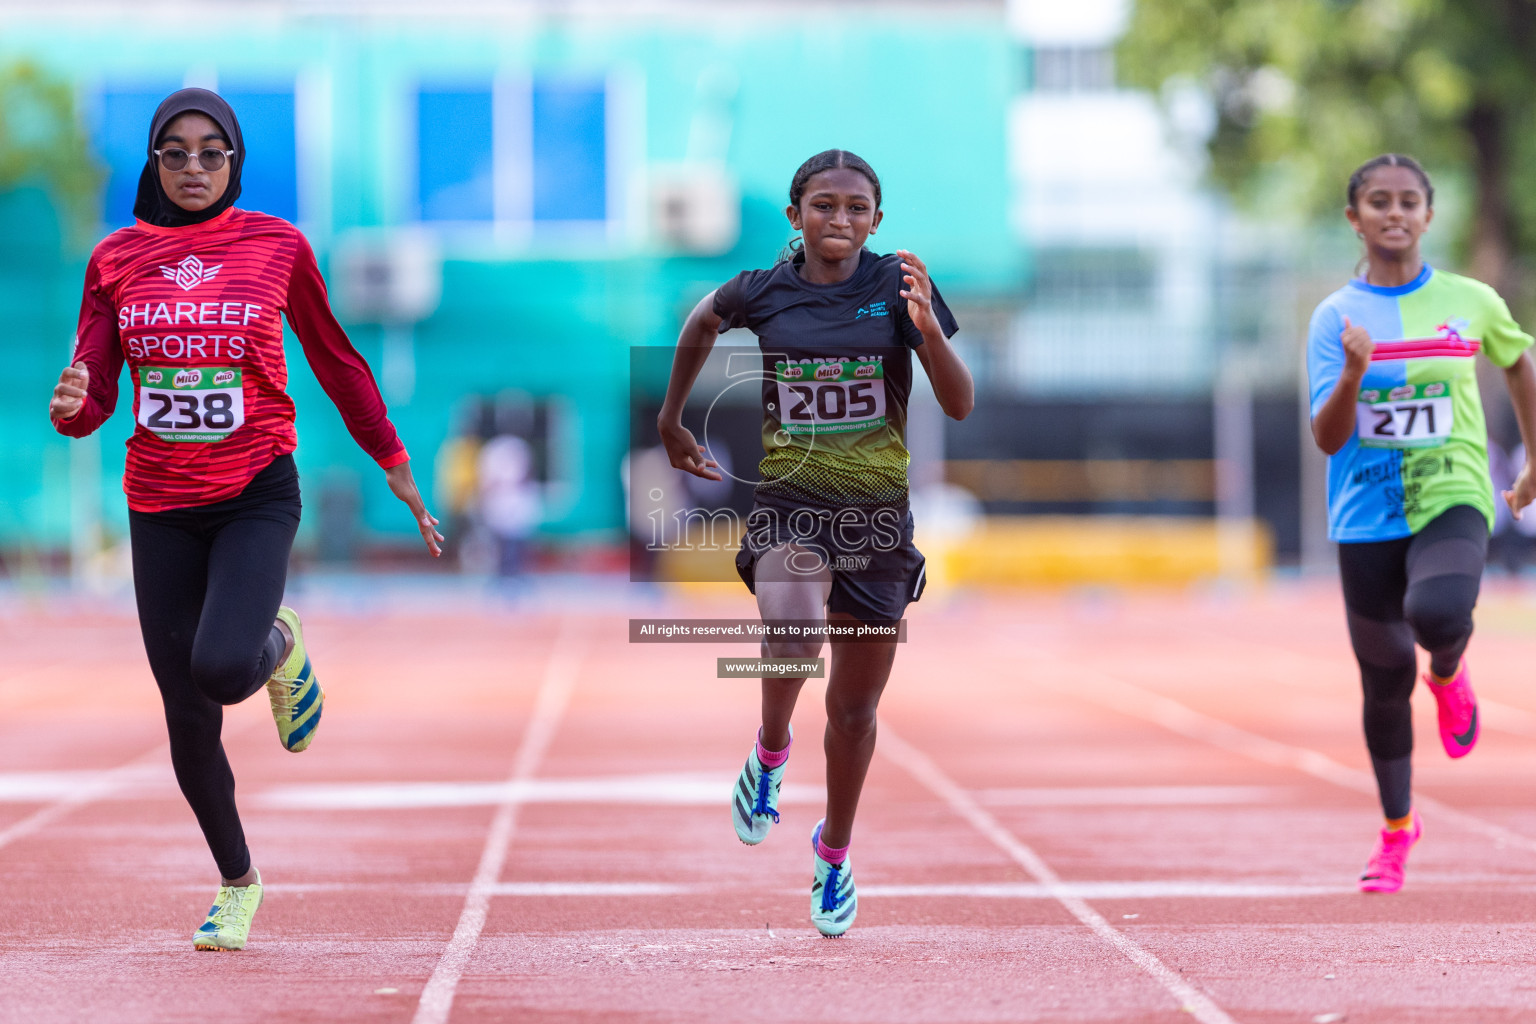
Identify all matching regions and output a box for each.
[56,207,408,512]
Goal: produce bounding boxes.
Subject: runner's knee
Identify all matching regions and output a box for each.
[1403,579,1476,654]
[762,638,823,661]
[189,647,264,706]
[825,699,878,739]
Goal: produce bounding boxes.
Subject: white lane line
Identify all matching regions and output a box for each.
[1078,675,1536,855]
[257,774,824,809]
[0,766,173,802]
[0,747,167,853]
[177,872,1531,898]
[411,626,582,1024]
[879,726,1238,1024]
[1181,619,1536,742]
[174,879,1372,899]
[975,785,1288,807]
[861,882,1350,899]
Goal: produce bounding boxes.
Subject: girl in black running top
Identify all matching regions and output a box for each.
[658,149,974,936]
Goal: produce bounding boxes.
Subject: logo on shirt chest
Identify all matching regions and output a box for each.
[854,301,888,320]
[1437,317,1470,342]
[160,254,223,291]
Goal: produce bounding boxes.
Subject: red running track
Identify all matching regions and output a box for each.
[5,580,1536,1023]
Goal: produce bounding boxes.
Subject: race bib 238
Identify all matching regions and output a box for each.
[136,366,245,443]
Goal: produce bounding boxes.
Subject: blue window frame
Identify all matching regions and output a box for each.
[416,88,495,222]
[97,85,180,227]
[96,82,299,227]
[532,81,606,223]
[221,87,298,222]
[414,78,609,227]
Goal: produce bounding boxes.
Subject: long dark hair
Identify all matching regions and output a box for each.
[1347,153,1433,209]
[776,149,882,265]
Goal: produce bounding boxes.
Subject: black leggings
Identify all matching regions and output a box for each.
[1338,504,1487,819]
[129,455,301,880]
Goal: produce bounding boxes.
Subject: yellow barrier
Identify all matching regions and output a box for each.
[655,514,1274,594]
[929,515,1273,588]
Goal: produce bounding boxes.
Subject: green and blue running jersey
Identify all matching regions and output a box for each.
[713,250,958,512]
[1307,265,1533,542]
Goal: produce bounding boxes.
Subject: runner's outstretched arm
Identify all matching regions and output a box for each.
[899,249,973,420]
[657,291,724,481]
[1502,350,1536,517]
[284,232,442,556]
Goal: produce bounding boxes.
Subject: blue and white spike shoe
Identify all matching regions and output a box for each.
[266,606,324,753]
[731,737,788,845]
[810,819,857,937]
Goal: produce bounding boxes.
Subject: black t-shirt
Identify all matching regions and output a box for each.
[712,249,959,511]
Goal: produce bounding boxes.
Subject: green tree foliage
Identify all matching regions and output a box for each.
[0,61,102,247]
[1119,0,1536,294]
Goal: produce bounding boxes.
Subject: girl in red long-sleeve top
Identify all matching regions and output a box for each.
[47,88,442,952]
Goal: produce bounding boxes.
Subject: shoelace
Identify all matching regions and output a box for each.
[751,765,780,823]
[268,676,299,719]
[820,862,845,913]
[209,884,253,930]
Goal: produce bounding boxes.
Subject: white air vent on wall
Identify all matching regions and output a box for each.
[649,164,740,256]
[330,229,442,325]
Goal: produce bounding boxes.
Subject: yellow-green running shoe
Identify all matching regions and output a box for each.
[267,606,324,752]
[192,870,264,951]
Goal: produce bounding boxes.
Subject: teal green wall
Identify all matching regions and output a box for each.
[0,12,1017,550]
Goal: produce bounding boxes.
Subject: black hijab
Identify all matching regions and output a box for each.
[132,88,244,228]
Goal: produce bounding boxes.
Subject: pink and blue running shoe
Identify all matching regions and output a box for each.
[1427,660,1479,759]
[731,745,785,845]
[1358,812,1422,893]
[810,819,857,937]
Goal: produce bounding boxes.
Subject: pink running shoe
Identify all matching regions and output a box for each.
[1358,812,1422,893]
[1427,660,1479,759]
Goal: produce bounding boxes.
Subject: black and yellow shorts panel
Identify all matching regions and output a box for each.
[734,502,926,623]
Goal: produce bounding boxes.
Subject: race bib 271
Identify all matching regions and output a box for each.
[136,366,245,443]
[1356,382,1452,449]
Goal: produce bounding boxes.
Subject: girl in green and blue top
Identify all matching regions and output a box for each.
[1307,153,1536,893]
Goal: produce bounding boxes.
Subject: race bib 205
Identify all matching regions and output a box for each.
[775,359,886,436]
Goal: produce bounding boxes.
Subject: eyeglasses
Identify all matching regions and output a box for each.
[154,147,236,172]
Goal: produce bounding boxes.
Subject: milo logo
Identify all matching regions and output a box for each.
[174,369,202,389]
[814,364,842,381]
[854,363,877,378]
[781,365,804,380]
[1424,382,1446,397]
[145,370,163,385]
[1389,385,1416,401]
[213,370,236,386]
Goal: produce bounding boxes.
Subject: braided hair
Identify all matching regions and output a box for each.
[777,149,882,265]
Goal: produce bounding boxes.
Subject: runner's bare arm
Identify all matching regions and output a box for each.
[1501,351,1536,518]
[1312,316,1375,455]
[900,250,973,421]
[657,291,724,481]
[384,460,445,557]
